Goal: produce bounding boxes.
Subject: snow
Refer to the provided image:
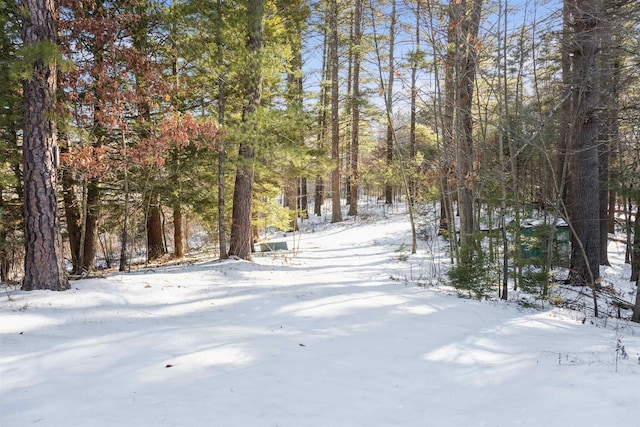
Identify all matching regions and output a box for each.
[1,207,639,427]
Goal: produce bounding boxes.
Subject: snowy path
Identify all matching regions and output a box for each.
[1,212,639,426]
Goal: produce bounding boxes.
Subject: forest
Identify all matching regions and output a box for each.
[2,0,640,319]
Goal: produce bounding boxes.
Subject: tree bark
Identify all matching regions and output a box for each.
[146,192,164,261]
[408,0,420,202]
[61,165,81,273]
[567,0,601,285]
[384,0,396,205]
[632,278,640,323]
[348,0,362,217]
[598,9,614,266]
[21,0,69,291]
[329,0,342,223]
[173,203,184,258]
[314,9,329,218]
[440,1,456,238]
[81,179,100,272]
[216,0,228,259]
[299,178,308,217]
[451,0,483,251]
[631,205,640,282]
[314,177,324,216]
[229,0,263,259]
[285,176,299,231]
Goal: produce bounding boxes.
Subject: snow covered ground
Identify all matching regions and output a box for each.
[1,206,639,427]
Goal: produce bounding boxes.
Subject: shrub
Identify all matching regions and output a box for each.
[447,246,495,299]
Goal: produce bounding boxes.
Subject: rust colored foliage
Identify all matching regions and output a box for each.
[58,0,189,175]
[131,113,224,168]
[60,146,109,180]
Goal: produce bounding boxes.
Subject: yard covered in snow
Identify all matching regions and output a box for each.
[1,206,639,426]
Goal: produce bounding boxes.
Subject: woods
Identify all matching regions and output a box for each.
[2,0,640,319]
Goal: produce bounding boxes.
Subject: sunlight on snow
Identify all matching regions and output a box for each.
[396,304,439,316]
[0,313,65,333]
[276,291,410,318]
[421,342,533,386]
[135,294,260,317]
[134,345,254,385]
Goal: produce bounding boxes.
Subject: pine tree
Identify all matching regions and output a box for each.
[228,0,264,259]
[21,0,69,291]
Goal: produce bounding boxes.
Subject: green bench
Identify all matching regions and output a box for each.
[257,241,288,252]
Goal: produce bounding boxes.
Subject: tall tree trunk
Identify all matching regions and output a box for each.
[557,1,572,208]
[119,131,130,272]
[329,0,342,223]
[631,204,640,282]
[21,0,69,291]
[567,0,601,286]
[285,177,299,231]
[173,203,184,258]
[632,277,640,323]
[314,10,330,218]
[439,0,457,239]
[607,47,621,235]
[598,9,613,267]
[146,191,164,261]
[285,9,305,226]
[118,131,130,271]
[409,0,420,202]
[229,0,264,259]
[348,0,362,217]
[0,185,11,282]
[299,178,308,217]
[384,0,396,205]
[81,179,99,272]
[61,165,81,273]
[216,0,228,259]
[456,0,483,249]
[314,177,324,216]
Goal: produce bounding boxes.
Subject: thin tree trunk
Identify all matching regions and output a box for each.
[285,177,299,231]
[455,0,483,250]
[299,178,308,217]
[216,0,228,259]
[440,0,458,242]
[119,131,130,272]
[630,205,640,282]
[314,177,324,216]
[497,0,509,300]
[81,179,100,272]
[558,2,572,208]
[408,0,420,202]
[384,0,396,205]
[173,203,184,258]
[61,164,81,273]
[329,0,342,223]
[286,12,304,227]
[314,7,330,218]
[348,0,362,217]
